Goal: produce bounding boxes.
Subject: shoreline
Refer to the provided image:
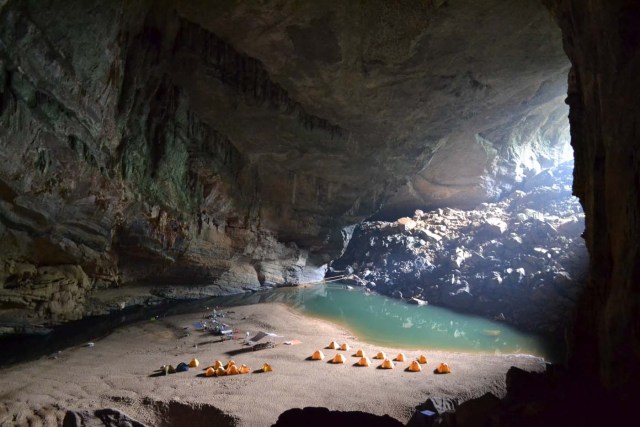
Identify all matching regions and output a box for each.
[287,302,552,361]
[0,302,547,426]
[1,282,562,367]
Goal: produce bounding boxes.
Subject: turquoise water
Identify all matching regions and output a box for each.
[257,284,557,361]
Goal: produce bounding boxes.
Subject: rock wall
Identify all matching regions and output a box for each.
[548,0,640,396]
[0,0,340,326]
[0,0,570,328]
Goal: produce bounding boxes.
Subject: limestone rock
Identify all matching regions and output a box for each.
[332,162,587,334]
[416,396,459,416]
[0,0,569,330]
[62,408,147,427]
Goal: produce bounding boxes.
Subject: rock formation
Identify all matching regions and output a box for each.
[549,0,640,400]
[0,0,636,421]
[332,161,587,335]
[0,0,570,328]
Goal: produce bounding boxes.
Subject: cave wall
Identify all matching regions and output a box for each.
[549,0,640,396]
[0,0,347,325]
[0,0,571,326]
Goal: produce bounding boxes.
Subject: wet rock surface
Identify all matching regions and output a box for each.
[331,162,587,335]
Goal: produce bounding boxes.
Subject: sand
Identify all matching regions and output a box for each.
[0,302,546,426]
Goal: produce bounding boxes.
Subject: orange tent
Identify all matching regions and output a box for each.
[331,353,346,364]
[328,341,339,349]
[226,360,236,368]
[355,349,365,357]
[215,367,226,376]
[381,359,394,369]
[395,353,406,362]
[374,351,386,360]
[357,357,371,367]
[408,361,422,372]
[238,364,251,374]
[262,363,273,372]
[418,355,428,364]
[311,350,325,360]
[213,360,223,369]
[436,363,451,374]
[340,343,350,351]
[205,367,216,377]
[189,358,200,368]
[226,364,240,375]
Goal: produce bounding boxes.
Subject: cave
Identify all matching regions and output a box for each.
[0,0,638,426]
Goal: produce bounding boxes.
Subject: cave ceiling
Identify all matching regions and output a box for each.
[0,0,570,318]
[173,0,570,216]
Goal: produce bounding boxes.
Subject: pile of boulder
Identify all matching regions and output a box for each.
[330,161,587,335]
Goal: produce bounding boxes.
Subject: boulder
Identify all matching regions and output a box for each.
[273,407,403,427]
[63,409,147,427]
[416,396,459,415]
[454,393,501,427]
[441,288,474,310]
[482,218,508,236]
[397,217,417,231]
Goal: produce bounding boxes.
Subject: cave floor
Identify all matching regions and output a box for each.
[0,303,545,426]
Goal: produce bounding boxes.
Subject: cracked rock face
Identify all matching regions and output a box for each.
[0,0,569,326]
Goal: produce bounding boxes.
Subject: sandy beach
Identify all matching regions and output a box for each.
[0,302,546,426]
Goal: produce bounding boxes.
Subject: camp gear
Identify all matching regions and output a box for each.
[331,353,346,364]
[436,363,451,374]
[357,357,371,367]
[252,341,275,351]
[408,361,422,372]
[381,359,394,369]
[245,331,282,346]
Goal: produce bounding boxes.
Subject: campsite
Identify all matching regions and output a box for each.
[0,302,545,426]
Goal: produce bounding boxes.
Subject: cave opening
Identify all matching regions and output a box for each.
[0,0,637,425]
[327,62,587,364]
